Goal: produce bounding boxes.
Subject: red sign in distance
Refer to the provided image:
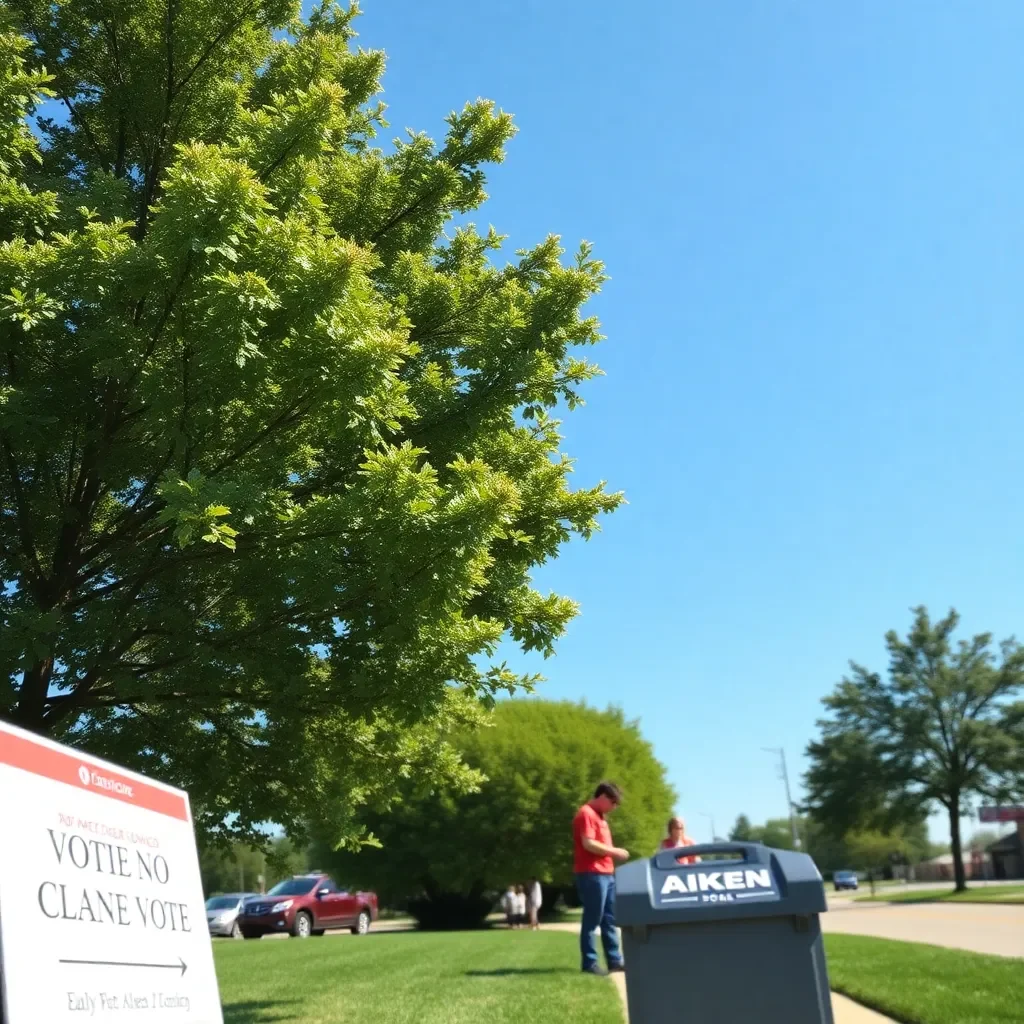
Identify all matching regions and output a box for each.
[978,806,1024,823]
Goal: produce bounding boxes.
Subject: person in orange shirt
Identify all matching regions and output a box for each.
[660,816,700,865]
[572,781,630,975]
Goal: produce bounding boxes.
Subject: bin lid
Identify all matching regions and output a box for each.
[616,842,827,926]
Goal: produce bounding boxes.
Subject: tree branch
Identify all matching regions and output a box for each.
[22,24,109,171]
[171,0,265,99]
[0,433,45,598]
[209,391,316,476]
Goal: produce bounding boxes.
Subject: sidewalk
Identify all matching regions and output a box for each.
[609,972,891,1024]
[831,993,895,1023]
[543,923,894,1024]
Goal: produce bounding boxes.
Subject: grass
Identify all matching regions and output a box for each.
[825,934,1022,1024]
[543,906,584,923]
[854,884,1024,905]
[214,929,623,1024]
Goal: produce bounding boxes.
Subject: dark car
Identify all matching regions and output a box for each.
[833,870,859,891]
[239,874,378,939]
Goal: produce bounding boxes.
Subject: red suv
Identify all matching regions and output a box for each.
[239,874,378,939]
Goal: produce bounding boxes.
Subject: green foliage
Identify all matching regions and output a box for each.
[728,814,808,852]
[844,827,916,874]
[818,819,929,874]
[750,817,800,850]
[804,607,1024,889]
[728,813,930,875]
[966,828,1000,853]
[315,700,676,925]
[0,3,621,847]
[199,835,310,896]
[728,813,755,842]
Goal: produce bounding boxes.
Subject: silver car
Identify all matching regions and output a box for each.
[206,893,258,938]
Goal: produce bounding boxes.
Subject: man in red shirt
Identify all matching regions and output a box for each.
[573,781,630,975]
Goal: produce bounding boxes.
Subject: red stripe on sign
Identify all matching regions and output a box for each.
[0,729,188,821]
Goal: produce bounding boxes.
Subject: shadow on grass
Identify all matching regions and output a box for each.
[857,896,948,906]
[465,968,578,977]
[222,999,303,1023]
[856,894,1023,907]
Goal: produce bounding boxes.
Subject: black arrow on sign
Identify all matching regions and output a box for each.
[60,957,188,977]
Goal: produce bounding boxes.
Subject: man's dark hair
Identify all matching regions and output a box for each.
[594,781,622,803]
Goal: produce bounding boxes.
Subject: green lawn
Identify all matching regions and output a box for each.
[825,935,1022,1024]
[544,906,584,923]
[855,884,1024,904]
[214,930,623,1024]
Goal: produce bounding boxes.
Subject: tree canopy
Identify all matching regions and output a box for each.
[804,607,1024,889]
[0,1,621,846]
[315,700,676,926]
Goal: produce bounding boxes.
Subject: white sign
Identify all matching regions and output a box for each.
[0,720,223,1023]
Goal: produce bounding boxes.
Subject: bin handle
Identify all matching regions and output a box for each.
[651,841,770,871]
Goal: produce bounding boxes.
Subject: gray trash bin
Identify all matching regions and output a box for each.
[616,842,834,1023]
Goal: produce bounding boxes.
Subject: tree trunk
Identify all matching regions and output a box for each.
[948,799,967,892]
[14,656,53,731]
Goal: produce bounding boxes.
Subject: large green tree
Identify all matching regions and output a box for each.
[0,2,621,846]
[804,607,1024,890]
[316,700,676,927]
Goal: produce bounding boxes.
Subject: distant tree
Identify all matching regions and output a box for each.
[967,829,1000,853]
[732,813,929,877]
[844,824,929,883]
[315,700,675,928]
[0,2,621,849]
[805,607,1024,891]
[266,836,311,883]
[756,817,802,851]
[199,835,308,896]
[844,830,893,874]
[727,815,802,850]
[844,829,897,894]
[729,814,755,841]
[798,819,847,872]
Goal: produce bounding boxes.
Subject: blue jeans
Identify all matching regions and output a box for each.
[575,872,623,969]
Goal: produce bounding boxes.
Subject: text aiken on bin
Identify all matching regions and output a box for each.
[660,869,773,896]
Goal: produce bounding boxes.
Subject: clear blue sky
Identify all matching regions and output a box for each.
[352,1,1024,844]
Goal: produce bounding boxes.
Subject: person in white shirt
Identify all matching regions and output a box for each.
[527,878,542,931]
[502,885,517,928]
[513,885,527,928]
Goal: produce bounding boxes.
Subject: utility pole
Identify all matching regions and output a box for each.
[763,747,801,849]
[699,811,718,843]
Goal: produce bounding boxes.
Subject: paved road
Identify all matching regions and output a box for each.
[823,892,1024,958]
